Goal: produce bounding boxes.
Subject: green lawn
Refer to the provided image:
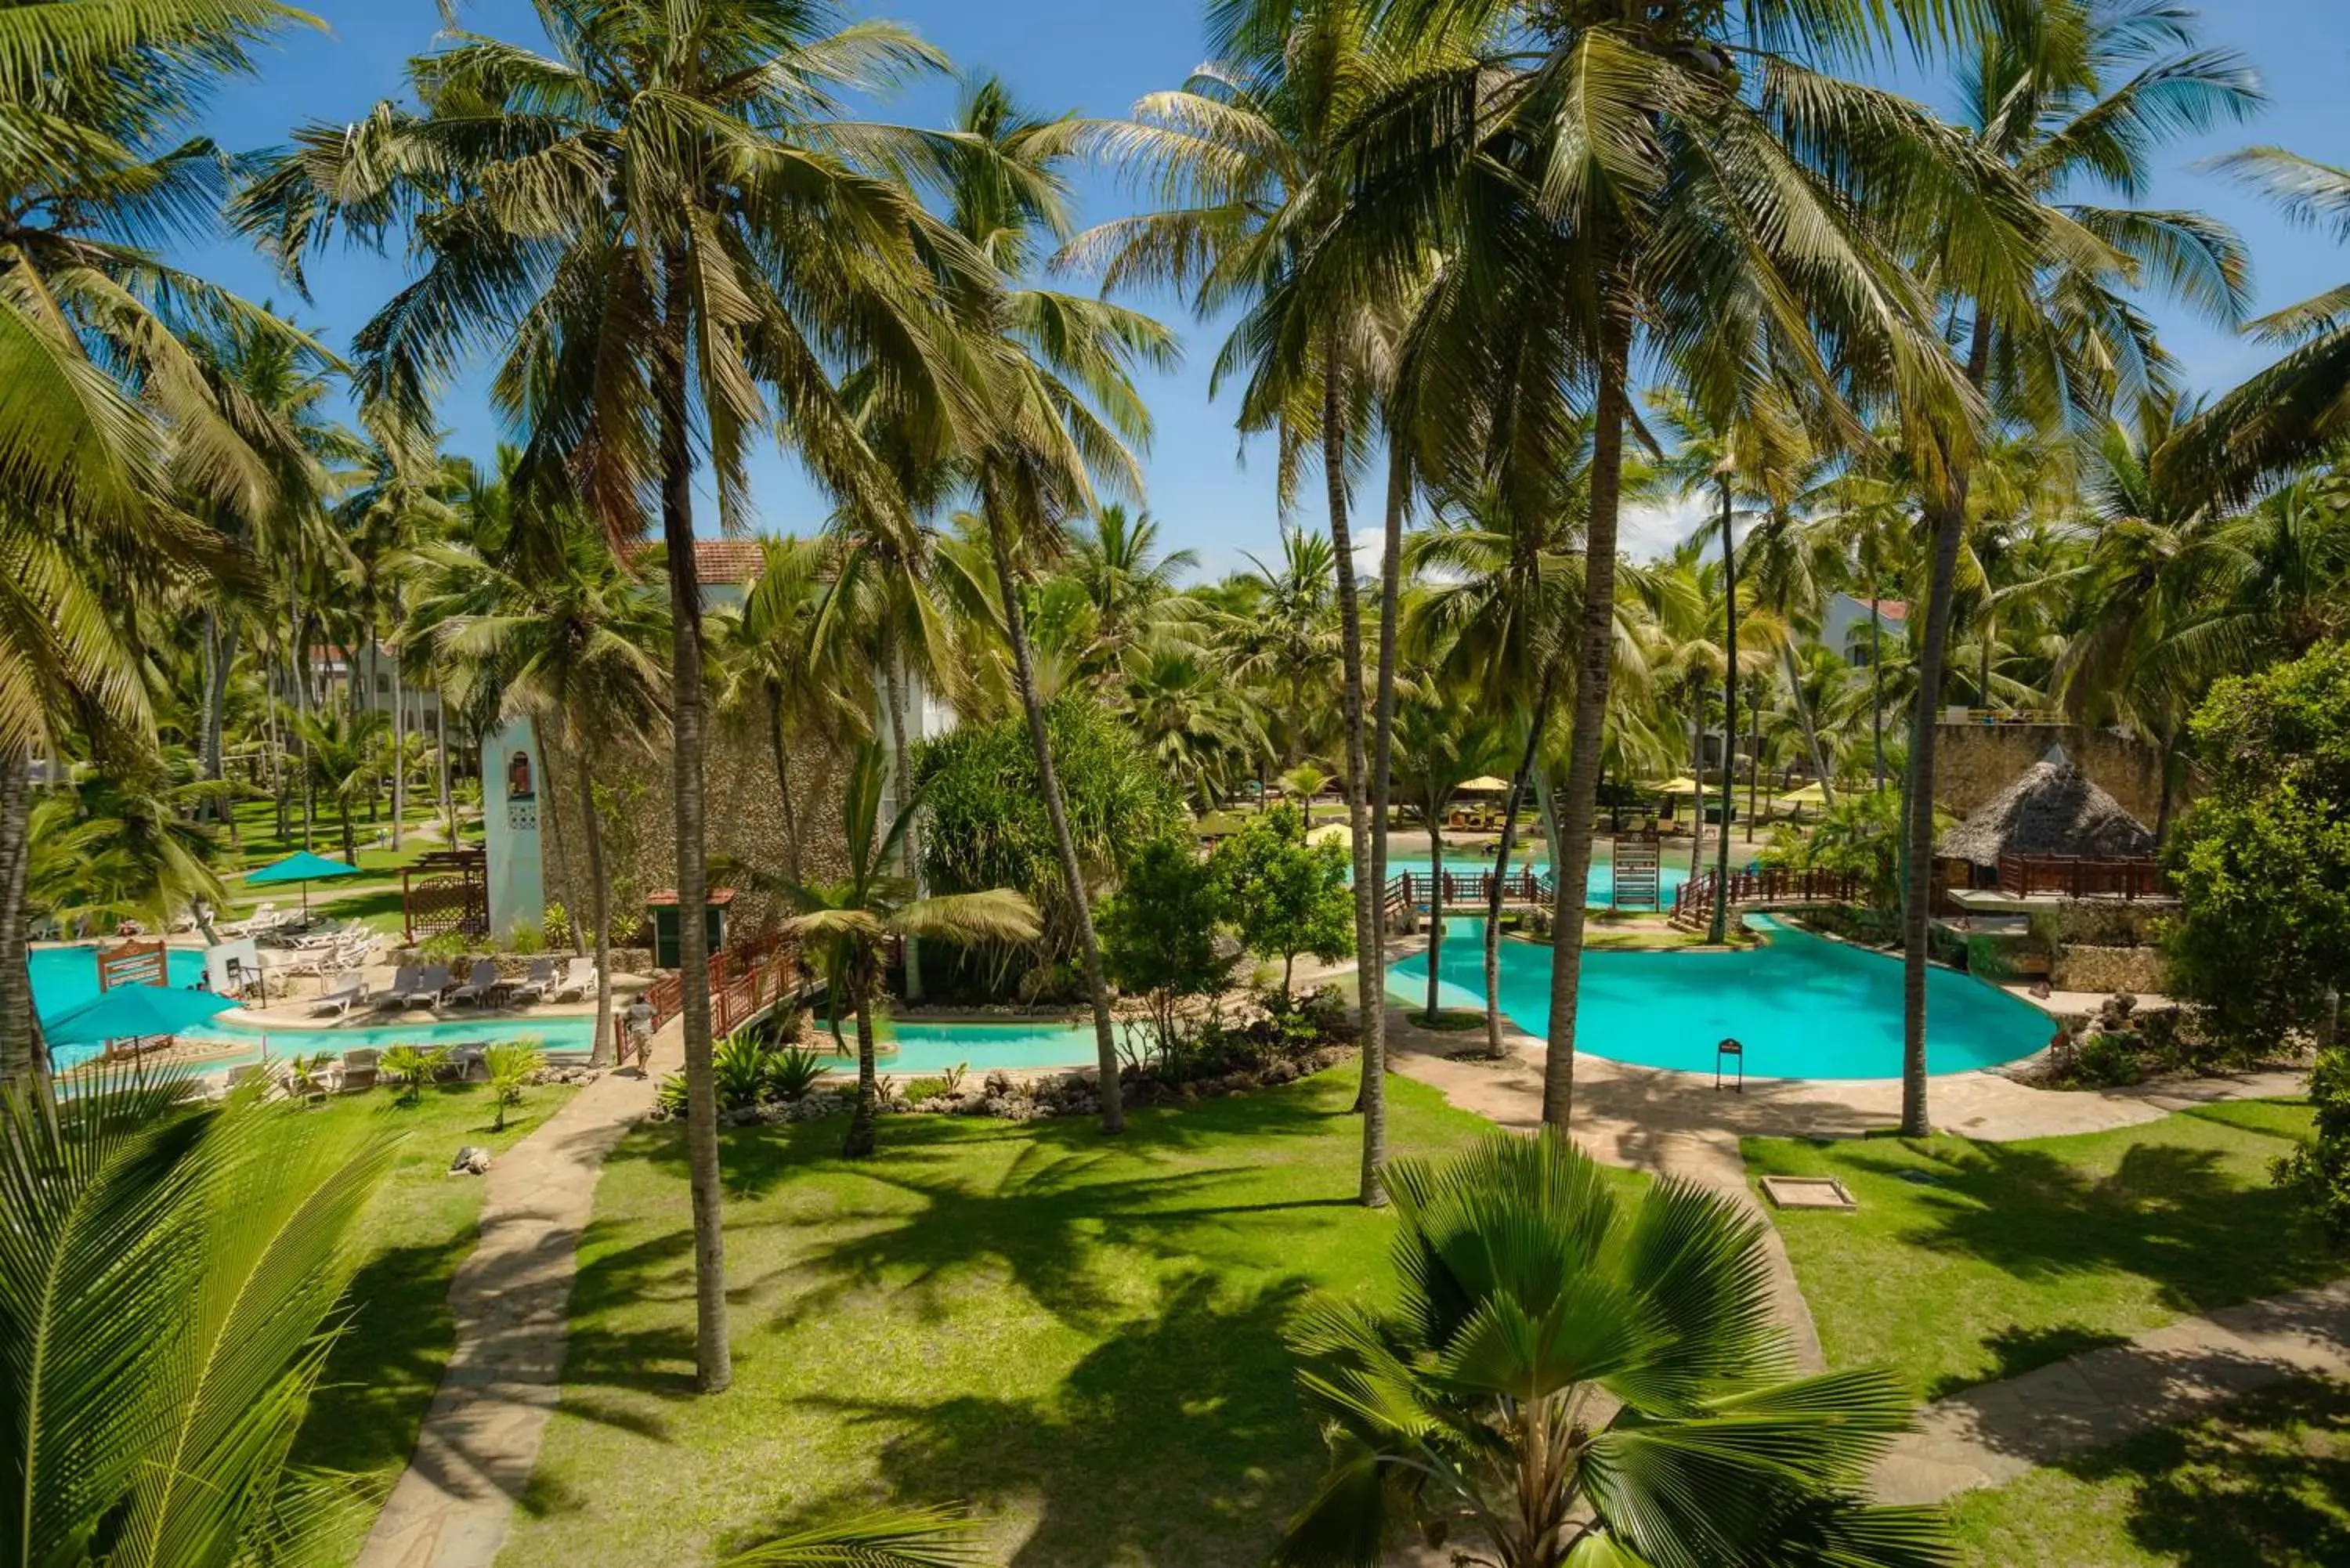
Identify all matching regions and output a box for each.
[498,1068,1608,1566]
[290,1079,578,1505]
[1949,1378,2350,1566]
[1744,1101,2337,1398]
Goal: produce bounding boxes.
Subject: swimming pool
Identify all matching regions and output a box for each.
[818,1018,1100,1076]
[1391,916,2051,1079]
[31,944,595,1070]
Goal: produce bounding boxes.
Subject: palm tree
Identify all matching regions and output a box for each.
[0,0,320,1080]
[1885,0,2255,1134]
[284,706,386,864]
[26,764,230,943]
[1224,528,1340,771]
[1068,503,1198,663]
[0,1070,395,1566]
[417,513,671,1067]
[1272,1129,1945,1566]
[244,0,985,1392]
[1348,0,1990,1133]
[1390,686,1513,1035]
[907,76,1177,1137]
[783,745,1039,1158]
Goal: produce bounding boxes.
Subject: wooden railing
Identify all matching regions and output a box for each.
[1995,853,2168,901]
[644,930,801,1036]
[1671,867,1865,929]
[1383,867,1554,918]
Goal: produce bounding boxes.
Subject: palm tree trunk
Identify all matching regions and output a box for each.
[1541,309,1631,1129]
[657,290,730,1395]
[580,766,616,1068]
[0,757,36,1082]
[1321,350,1385,1208]
[1871,577,1886,793]
[1423,810,1445,1024]
[1900,320,1993,1140]
[844,975,878,1158]
[1689,704,1708,888]
[1369,433,1407,1064]
[982,476,1123,1135]
[391,641,407,851]
[768,694,801,884]
[1746,683,1762,843]
[1710,482,1736,945]
[883,647,924,1003]
[1486,671,1553,1060]
[2153,731,2178,847]
[436,702,456,847]
[1781,642,1834,807]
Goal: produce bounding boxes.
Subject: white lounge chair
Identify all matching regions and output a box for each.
[550,956,598,1003]
[396,964,453,1008]
[309,974,365,1017]
[503,957,558,1006]
[445,958,501,1007]
[226,903,280,938]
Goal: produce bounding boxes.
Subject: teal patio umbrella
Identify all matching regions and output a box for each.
[244,850,362,918]
[45,983,237,1049]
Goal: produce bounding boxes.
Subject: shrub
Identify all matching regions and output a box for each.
[380,1043,449,1104]
[768,1046,827,1100]
[2274,1046,2350,1242]
[712,1028,773,1110]
[1213,804,1354,1002]
[656,1071,688,1116]
[2073,1030,2143,1086]
[1099,836,1231,1067]
[506,919,545,956]
[418,930,469,964]
[485,1038,546,1130]
[541,901,573,948]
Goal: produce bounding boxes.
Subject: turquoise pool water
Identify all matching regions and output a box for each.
[819,1018,1100,1076]
[31,945,595,1070]
[1392,917,2052,1079]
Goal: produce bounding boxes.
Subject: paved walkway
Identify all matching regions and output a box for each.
[1873,1279,2350,1504]
[355,1023,674,1568]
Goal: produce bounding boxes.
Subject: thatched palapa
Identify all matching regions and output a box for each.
[1937,745,2156,868]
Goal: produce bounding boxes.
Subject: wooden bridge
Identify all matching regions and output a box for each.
[1669,867,1867,931]
[1382,867,1556,921]
[645,930,803,1038]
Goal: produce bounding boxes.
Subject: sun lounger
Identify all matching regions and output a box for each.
[309,973,365,1017]
[396,964,452,1008]
[338,1049,379,1093]
[371,965,422,1009]
[550,956,598,1003]
[444,958,501,1007]
[503,956,558,1006]
[226,903,280,938]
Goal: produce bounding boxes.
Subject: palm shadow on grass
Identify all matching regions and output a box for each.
[735,1271,1325,1568]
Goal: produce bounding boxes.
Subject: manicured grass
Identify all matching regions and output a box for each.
[290,1079,578,1503]
[1948,1378,2350,1566]
[1744,1102,2337,1398]
[1408,1007,1486,1031]
[500,1068,1621,1566]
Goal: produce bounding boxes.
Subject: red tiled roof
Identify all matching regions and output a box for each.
[623,537,765,584]
[1860,598,1909,622]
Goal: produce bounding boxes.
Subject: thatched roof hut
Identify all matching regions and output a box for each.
[1937,745,2156,868]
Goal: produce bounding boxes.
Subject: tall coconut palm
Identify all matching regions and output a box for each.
[782,743,1039,1158]
[0,0,323,1080]
[1390,684,1513,1035]
[1350,0,1989,1132]
[242,0,989,1391]
[416,515,671,1067]
[1885,0,2255,1134]
[1271,1129,1947,1567]
[1068,502,1198,661]
[1224,527,1340,770]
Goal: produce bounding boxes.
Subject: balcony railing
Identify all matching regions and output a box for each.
[1994,853,2168,901]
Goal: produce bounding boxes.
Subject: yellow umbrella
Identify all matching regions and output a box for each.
[1306,822,1353,846]
[1652,776,1701,796]
[1459,775,1513,793]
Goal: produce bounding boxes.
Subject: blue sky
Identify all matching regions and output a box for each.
[188,0,2350,575]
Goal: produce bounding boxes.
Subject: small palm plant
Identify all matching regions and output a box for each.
[1272,1130,1947,1567]
[379,1043,449,1106]
[485,1039,547,1132]
[778,744,1041,1158]
[0,1068,396,1566]
[720,1502,981,1566]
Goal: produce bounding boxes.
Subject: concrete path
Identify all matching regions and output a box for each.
[355,1024,674,1568]
[1871,1279,2350,1505]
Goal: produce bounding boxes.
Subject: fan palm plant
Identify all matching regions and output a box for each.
[0,1068,396,1567]
[241,0,989,1392]
[779,745,1040,1158]
[1271,1129,1945,1567]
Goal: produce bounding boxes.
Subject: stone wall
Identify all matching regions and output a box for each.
[2050,944,2171,995]
[1930,722,2184,826]
[537,720,851,947]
